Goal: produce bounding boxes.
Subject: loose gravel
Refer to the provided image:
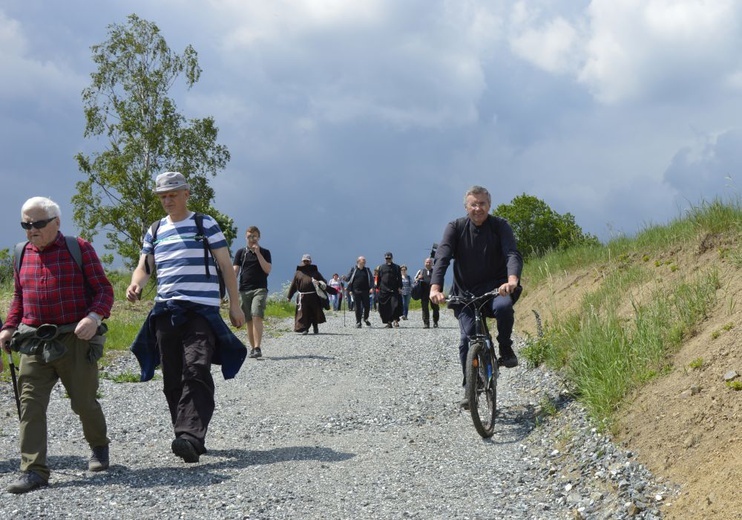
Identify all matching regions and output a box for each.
[0,310,676,519]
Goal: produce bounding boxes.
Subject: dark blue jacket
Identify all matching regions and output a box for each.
[130,300,247,382]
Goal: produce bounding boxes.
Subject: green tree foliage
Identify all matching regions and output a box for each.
[0,248,13,286]
[73,14,234,269]
[494,194,600,260]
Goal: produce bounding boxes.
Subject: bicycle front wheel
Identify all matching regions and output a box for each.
[465,340,497,438]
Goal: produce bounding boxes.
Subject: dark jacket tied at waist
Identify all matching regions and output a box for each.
[130,300,247,382]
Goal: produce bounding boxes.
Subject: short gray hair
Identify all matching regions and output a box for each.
[22,197,61,219]
[463,185,491,206]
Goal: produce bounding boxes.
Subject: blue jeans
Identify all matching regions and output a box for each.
[401,294,411,317]
[455,294,515,381]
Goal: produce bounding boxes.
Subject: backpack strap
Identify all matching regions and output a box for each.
[144,218,163,276]
[15,237,90,294]
[194,213,226,298]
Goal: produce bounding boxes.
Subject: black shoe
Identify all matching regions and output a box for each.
[249,348,258,358]
[459,397,470,411]
[312,324,319,334]
[356,323,362,328]
[364,320,371,327]
[393,321,399,328]
[172,437,200,463]
[433,322,438,328]
[423,323,430,329]
[498,345,519,368]
[385,323,393,328]
[253,348,262,358]
[88,445,109,472]
[300,329,308,335]
[7,471,48,494]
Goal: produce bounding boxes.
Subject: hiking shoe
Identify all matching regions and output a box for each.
[498,345,519,368]
[385,323,393,328]
[364,320,371,327]
[88,445,109,472]
[423,323,430,329]
[172,437,200,463]
[7,471,47,494]
[249,348,258,358]
[393,321,399,328]
[433,322,438,328]
[252,348,262,358]
[356,322,362,328]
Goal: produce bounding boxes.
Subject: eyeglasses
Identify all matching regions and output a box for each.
[21,216,57,230]
[247,235,259,240]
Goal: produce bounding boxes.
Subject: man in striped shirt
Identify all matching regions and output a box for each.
[1,196,113,494]
[126,172,245,464]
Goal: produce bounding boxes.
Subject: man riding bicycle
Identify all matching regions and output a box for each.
[430,186,523,402]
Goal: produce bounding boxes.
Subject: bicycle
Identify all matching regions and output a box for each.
[446,290,499,438]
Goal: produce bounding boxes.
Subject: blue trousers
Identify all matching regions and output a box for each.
[455,294,515,382]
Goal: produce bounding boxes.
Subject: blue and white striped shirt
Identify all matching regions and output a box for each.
[142,212,227,307]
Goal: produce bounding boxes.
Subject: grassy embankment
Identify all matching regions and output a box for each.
[519,198,741,428]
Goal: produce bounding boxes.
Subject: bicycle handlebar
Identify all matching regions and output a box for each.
[445,289,499,307]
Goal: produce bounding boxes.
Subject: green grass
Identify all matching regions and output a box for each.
[524,197,740,429]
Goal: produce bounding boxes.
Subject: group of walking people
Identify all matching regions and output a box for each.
[0,178,522,495]
[293,252,441,332]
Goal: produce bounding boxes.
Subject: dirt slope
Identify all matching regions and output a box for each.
[515,236,741,519]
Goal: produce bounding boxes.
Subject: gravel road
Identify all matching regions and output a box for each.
[0,310,672,519]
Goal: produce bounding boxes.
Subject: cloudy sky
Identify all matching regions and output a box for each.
[1,0,740,290]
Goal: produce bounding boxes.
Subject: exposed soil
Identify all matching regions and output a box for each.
[515,233,741,520]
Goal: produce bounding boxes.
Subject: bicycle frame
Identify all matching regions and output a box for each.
[447,290,499,438]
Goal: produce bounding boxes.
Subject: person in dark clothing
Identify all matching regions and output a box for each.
[346,256,373,328]
[376,252,403,328]
[233,226,272,359]
[287,254,328,334]
[415,257,439,328]
[430,186,523,403]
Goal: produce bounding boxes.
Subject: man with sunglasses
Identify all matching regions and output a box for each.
[0,197,114,494]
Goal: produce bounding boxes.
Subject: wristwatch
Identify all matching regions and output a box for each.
[87,312,102,326]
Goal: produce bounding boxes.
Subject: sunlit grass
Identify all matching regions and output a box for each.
[523,199,740,429]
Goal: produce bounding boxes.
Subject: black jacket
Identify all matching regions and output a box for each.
[431,215,523,296]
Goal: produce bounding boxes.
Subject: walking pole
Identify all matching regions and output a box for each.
[5,349,21,419]
[343,292,346,327]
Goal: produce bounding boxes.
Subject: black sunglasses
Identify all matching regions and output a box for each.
[21,216,57,230]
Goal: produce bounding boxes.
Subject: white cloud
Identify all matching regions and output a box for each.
[578,0,742,103]
[208,0,496,129]
[0,11,83,101]
[510,16,578,74]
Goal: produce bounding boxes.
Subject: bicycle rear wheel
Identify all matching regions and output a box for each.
[465,340,497,438]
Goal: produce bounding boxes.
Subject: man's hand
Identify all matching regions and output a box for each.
[430,285,446,305]
[0,329,14,357]
[497,276,520,296]
[229,301,246,328]
[126,283,142,302]
[0,330,9,372]
[74,316,99,341]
